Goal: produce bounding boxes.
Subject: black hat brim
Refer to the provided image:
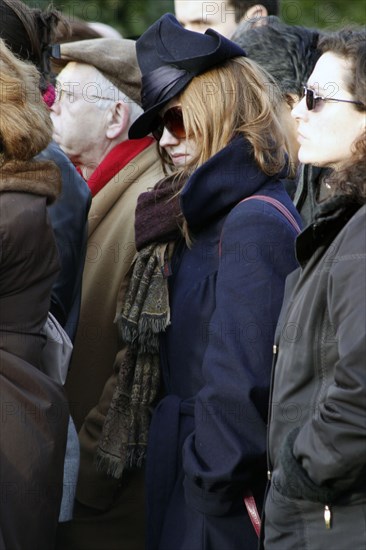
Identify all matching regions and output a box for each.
[128,14,246,140]
[128,71,192,139]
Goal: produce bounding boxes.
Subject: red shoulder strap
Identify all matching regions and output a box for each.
[240,195,301,233]
[219,195,301,257]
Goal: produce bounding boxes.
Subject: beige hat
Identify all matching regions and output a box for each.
[53,38,142,105]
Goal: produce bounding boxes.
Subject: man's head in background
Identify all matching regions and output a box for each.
[50,38,142,179]
[174,0,279,37]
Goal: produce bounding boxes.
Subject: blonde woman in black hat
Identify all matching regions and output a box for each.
[109,13,302,550]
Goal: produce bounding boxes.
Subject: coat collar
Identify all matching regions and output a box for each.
[296,195,363,266]
[87,137,154,197]
[180,136,286,230]
[87,142,162,236]
[0,159,61,204]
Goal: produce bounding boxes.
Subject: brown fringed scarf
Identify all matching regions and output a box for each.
[96,175,185,478]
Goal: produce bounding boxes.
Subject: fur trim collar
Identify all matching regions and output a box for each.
[0,159,61,204]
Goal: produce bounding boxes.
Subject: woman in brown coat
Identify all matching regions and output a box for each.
[0,40,69,549]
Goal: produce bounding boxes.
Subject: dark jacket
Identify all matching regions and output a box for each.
[264,198,366,549]
[38,141,91,342]
[146,137,301,550]
[0,159,69,550]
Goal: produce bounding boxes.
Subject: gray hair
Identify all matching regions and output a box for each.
[86,67,142,126]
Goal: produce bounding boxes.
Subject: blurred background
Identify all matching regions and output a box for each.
[22,0,365,39]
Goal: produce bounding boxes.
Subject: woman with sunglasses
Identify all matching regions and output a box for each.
[114,14,301,550]
[263,28,366,549]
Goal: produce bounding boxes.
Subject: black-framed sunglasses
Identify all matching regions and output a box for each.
[152,106,186,141]
[302,86,365,111]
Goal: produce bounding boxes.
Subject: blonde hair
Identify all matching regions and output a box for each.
[160,56,288,178]
[0,38,53,160]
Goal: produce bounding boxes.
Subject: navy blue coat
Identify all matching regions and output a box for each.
[38,141,91,342]
[146,137,301,550]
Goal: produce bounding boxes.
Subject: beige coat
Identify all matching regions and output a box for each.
[60,143,163,549]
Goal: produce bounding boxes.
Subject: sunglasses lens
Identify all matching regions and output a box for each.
[305,88,314,111]
[152,107,186,141]
[164,107,186,139]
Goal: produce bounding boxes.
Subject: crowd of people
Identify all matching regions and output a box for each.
[0,0,364,549]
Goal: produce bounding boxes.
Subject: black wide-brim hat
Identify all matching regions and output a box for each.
[128,13,246,139]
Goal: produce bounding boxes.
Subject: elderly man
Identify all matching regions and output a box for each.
[52,38,164,550]
[174,0,279,37]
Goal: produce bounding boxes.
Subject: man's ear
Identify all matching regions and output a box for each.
[106,101,129,140]
[241,4,268,25]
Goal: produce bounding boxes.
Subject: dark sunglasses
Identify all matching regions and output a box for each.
[152,106,186,141]
[302,85,365,111]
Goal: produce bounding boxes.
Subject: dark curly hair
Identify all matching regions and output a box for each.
[319,28,366,203]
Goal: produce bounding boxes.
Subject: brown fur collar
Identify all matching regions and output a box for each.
[0,159,61,204]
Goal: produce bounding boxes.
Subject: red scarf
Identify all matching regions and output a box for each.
[87,137,154,197]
